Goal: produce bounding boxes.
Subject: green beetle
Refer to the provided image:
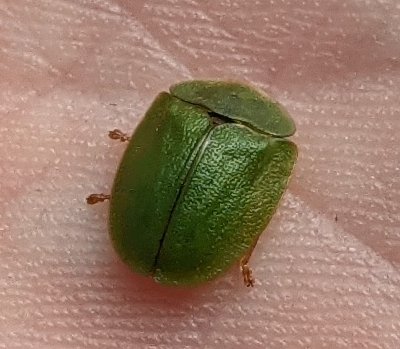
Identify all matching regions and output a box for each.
[87,80,297,287]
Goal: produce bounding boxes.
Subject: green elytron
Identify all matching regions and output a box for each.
[87,80,297,287]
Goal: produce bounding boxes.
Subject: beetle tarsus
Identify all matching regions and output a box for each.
[240,260,255,287]
[240,236,260,287]
[86,193,110,205]
[108,129,130,142]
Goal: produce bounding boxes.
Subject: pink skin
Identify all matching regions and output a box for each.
[1,1,399,348]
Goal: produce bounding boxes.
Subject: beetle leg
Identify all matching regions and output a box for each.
[240,236,260,287]
[86,193,110,205]
[108,129,130,142]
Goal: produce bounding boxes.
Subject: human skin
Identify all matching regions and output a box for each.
[0,1,399,348]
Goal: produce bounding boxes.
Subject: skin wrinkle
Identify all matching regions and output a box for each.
[0,0,399,348]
